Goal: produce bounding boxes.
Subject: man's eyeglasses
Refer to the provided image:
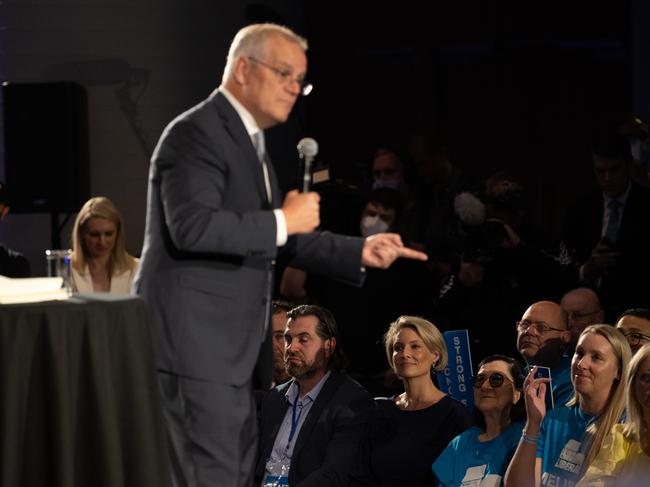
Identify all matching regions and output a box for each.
[473,372,513,389]
[623,332,650,347]
[248,57,313,96]
[567,310,601,322]
[516,320,566,334]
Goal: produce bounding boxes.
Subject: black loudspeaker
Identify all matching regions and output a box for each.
[2,81,89,212]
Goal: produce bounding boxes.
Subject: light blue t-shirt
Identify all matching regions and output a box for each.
[536,405,595,487]
[550,356,574,408]
[432,421,524,487]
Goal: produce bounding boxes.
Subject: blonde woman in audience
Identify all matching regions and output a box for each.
[505,325,631,487]
[350,316,473,486]
[577,343,650,486]
[71,196,139,293]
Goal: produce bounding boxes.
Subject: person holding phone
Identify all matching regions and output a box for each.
[505,325,631,487]
[562,124,650,321]
[516,301,574,408]
[433,355,526,487]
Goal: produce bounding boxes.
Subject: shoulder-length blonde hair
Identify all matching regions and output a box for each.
[622,343,650,440]
[568,324,631,471]
[383,316,448,373]
[71,196,136,275]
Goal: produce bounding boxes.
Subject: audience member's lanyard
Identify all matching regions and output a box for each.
[286,391,304,451]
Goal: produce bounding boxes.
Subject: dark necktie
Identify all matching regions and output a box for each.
[253,131,271,202]
[604,199,621,244]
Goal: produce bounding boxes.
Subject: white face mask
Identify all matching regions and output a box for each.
[360,215,389,237]
[372,179,401,191]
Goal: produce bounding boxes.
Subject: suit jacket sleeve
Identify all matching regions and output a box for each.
[283,231,365,287]
[154,115,278,258]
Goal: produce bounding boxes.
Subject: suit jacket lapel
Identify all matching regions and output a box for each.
[261,383,291,464]
[211,91,270,205]
[266,153,282,208]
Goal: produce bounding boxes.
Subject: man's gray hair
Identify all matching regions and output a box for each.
[221,23,308,84]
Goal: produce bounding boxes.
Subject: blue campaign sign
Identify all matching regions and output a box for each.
[436,330,475,410]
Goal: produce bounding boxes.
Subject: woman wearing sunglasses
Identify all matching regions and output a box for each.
[505,325,631,487]
[349,316,473,486]
[432,355,526,486]
[577,343,650,486]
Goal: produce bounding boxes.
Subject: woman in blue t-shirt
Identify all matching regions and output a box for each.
[433,355,526,487]
[505,325,631,487]
[577,343,650,486]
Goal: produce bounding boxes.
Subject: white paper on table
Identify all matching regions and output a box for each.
[0,276,69,304]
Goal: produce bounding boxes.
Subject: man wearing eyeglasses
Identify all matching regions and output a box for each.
[515,301,574,408]
[559,287,605,354]
[134,23,426,487]
[615,308,650,355]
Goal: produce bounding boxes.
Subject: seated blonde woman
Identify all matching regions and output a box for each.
[70,196,139,293]
[350,316,473,487]
[505,325,631,487]
[577,343,650,486]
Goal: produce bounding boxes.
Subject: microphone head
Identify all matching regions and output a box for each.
[297,137,319,158]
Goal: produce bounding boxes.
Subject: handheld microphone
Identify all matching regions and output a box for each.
[297,137,319,192]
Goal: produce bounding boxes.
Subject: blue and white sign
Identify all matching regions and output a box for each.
[437,330,474,409]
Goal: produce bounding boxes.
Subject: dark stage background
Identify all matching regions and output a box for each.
[0,0,648,275]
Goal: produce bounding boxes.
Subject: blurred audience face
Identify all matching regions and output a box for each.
[516,301,570,366]
[407,132,450,182]
[284,314,333,380]
[560,288,604,346]
[593,155,631,198]
[372,150,404,190]
[572,331,620,399]
[391,327,439,380]
[360,201,395,237]
[82,217,117,260]
[473,359,521,416]
[272,309,290,384]
[634,353,650,411]
[616,315,650,355]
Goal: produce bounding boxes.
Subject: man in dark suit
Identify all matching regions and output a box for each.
[134,23,425,487]
[255,305,373,487]
[563,130,650,320]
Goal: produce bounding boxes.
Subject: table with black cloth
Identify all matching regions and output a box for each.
[0,295,172,487]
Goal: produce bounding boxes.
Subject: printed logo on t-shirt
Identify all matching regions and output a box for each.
[460,465,501,487]
[541,471,575,487]
[554,439,585,474]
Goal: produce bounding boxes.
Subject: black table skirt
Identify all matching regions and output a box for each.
[0,296,172,487]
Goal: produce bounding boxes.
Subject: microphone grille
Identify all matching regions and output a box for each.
[297,137,319,158]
